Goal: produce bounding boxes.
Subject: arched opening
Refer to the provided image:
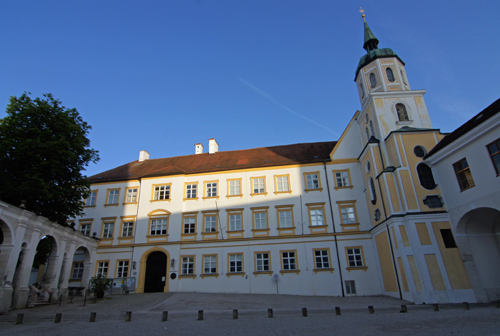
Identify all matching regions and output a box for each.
[386,67,395,82]
[369,72,377,88]
[0,220,14,283]
[30,236,57,287]
[457,208,500,301]
[417,163,437,189]
[396,103,409,121]
[145,252,167,293]
[136,247,171,293]
[68,246,91,296]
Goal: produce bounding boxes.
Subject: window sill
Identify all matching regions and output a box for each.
[459,186,475,192]
[203,196,220,200]
[396,120,413,125]
[118,236,134,240]
[277,226,295,230]
[200,273,219,279]
[280,270,300,275]
[250,192,268,197]
[253,271,273,276]
[146,234,169,238]
[226,194,243,198]
[304,188,323,193]
[183,197,199,201]
[104,204,119,207]
[313,268,334,274]
[226,272,245,278]
[334,186,354,190]
[150,199,171,203]
[346,266,368,272]
[252,228,270,232]
[84,205,96,208]
[274,191,292,195]
[100,237,113,241]
[309,225,327,228]
[179,274,196,279]
[122,202,138,205]
[227,230,244,233]
[201,231,219,235]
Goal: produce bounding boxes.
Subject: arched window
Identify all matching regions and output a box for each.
[396,103,409,121]
[369,177,377,204]
[366,160,371,173]
[369,120,375,138]
[417,163,437,190]
[400,70,407,85]
[386,67,395,82]
[374,209,381,221]
[359,83,365,98]
[365,127,370,141]
[369,73,377,88]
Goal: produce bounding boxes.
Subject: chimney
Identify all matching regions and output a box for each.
[208,138,219,154]
[195,143,204,154]
[139,150,150,162]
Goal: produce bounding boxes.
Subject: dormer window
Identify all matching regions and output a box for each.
[396,103,409,121]
[369,73,377,88]
[386,67,395,82]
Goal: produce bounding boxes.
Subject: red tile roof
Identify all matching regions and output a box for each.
[89,141,337,183]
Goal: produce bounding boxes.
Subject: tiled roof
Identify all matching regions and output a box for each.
[426,97,500,158]
[88,141,337,183]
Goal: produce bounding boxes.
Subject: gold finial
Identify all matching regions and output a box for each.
[360,7,366,21]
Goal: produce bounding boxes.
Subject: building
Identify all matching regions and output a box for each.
[66,16,492,305]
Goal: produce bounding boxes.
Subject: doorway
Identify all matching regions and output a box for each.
[144,251,167,293]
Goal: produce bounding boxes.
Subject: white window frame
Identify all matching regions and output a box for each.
[116,260,129,278]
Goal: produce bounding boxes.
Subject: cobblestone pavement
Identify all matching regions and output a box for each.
[0,293,499,335]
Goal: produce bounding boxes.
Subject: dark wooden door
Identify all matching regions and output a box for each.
[144,252,167,293]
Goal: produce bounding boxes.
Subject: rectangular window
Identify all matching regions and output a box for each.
[102,222,114,238]
[453,158,475,191]
[229,254,243,273]
[80,223,91,236]
[181,256,195,275]
[314,249,330,269]
[153,184,171,200]
[334,170,352,189]
[281,251,297,270]
[203,255,217,274]
[204,215,218,232]
[150,218,168,235]
[278,210,293,228]
[341,206,357,224]
[251,177,266,195]
[122,221,134,237]
[345,280,356,294]
[185,183,198,199]
[255,252,270,272]
[275,175,290,193]
[310,208,324,226]
[253,211,268,230]
[205,181,218,198]
[125,188,138,203]
[229,214,242,231]
[346,248,364,267]
[72,262,84,279]
[85,190,97,206]
[228,179,242,196]
[487,138,500,175]
[106,189,120,205]
[304,172,321,191]
[183,216,196,234]
[116,260,129,278]
[97,261,109,277]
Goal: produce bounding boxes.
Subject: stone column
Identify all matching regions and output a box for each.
[59,240,77,299]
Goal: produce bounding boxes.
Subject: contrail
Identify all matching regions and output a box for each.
[238,78,339,137]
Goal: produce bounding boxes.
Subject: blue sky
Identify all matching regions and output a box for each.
[1,1,498,177]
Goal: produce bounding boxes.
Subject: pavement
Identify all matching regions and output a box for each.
[0,293,499,335]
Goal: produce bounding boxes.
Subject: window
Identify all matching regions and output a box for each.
[369,120,375,137]
[183,215,196,234]
[278,209,293,228]
[386,67,395,82]
[400,70,407,85]
[150,218,168,235]
[369,72,377,88]
[304,172,322,191]
[204,181,218,198]
[116,260,129,278]
[185,183,198,200]
[275,175,291,194]
[85,190,97,207]
[345,280,357,294]
[313,249,330,269]
[340,205,357,224]
[96,261,109,277]
[227,179,242,197]
[365,127,370,141]
[307,203,326,226]
[72,262,84,279]
[252,207,268,230]
[453,158,475,191]
[106,189,120,205]
[251,177,266,195]
[153,184,171,201]
[229,213,242,231]
[413,145,427,158]
[359,83,365,98]
[80,222,92,236]
[423,195,444,209]
[334,170,352,189]
[203,255,217,274]
[255,252,271,272]
[396,103,409,121]
[487,138,500,175]
[417,163,437,189]
[203,214,218,232]
[440,229,457,248]
[366,160,371,173]
[124,188,138,203]
[181,256,195,275]
[121,221,134,237]
[369,177,377,205]
[281,251,298,271]
[346,248,364,268]
[374,209,381,221]
[228,254,243,273]
[102,222,114,239]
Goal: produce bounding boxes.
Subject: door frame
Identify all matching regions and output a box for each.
[136,247,170,293]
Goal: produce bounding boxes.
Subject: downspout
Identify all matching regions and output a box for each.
[323,160,345,297]
[131,178,142,284]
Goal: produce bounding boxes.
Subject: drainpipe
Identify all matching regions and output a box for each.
[323,160,345,297]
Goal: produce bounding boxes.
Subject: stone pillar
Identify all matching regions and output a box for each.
[60,241,77,300]
[46,237,67,302]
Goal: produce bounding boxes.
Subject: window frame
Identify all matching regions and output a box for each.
[227,253,245,277]
[345,246,368,272]
[84,190,98,207]
[254,251,272,275]
[250,176,267,196]
[95,260,110,278]
[312,248,333,273]
[453,158,475,191]
[386,67,395,82]
[303,172,323,192]
[105,188,120,207]
[227,178,243,198]
[71,261,84,280]
[151,183,172,202]
[119,216,136,238]
[79,219,93,236]
[100,218,116,239]
[333,169,353,189]
[180,255,196,278]
[274,174,292,194]
[201,254,218,278]
[115,259,130,278]
[202,211,219,234]
[184,182,199,201]
[147,210,171,239]
[486,138,500,176]
[416,163,437,190]
[276,205,295,236]
[124,187,139,204]
[182,212,198,238]
[307,203,327,227]
[226,208,244,232]
[251,206,269,231]
[280,250,299,274]
[203,180,219,199]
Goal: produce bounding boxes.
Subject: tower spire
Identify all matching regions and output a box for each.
[360,8,379,52]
